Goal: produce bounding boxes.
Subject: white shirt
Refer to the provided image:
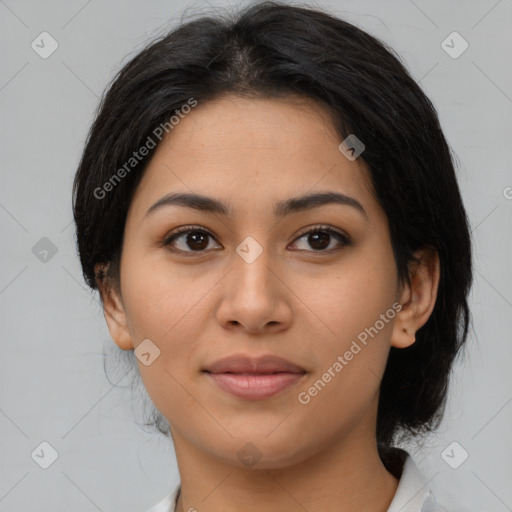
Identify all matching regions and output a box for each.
[145,450,447,512]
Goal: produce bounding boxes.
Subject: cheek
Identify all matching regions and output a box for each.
[290,240,398,398]
[292,240,398,343]
[120,251,219,384]
[121,251,215,341]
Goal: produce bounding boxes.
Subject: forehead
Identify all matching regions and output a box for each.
[128,93,377,220]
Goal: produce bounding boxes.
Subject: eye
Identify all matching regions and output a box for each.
[161,224,351,255]
[289,225,351,252]
[161,226,220,254]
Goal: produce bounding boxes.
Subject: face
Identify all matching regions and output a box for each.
[100,93,429,470]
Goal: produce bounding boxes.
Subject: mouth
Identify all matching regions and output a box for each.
[202,354,307,400]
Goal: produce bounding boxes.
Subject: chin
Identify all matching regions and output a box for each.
[200,429,314,471]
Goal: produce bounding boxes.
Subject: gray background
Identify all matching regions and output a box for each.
[1,0,511,510]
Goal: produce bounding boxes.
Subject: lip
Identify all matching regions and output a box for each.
[203,354,307,400]
[204,354,306,374]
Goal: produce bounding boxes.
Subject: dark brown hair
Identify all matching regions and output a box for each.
[72,1,473,453]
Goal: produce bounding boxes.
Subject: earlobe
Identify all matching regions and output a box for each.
[95,264,134,351]
[391,246,440,349]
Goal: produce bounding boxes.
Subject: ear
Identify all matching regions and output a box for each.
[95,263,134,351]
[391,246,440,349]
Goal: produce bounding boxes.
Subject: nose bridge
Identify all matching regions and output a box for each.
[215,235,292,332]
[232,236,275,301]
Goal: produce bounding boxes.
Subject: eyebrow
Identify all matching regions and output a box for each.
[145,191,367,219]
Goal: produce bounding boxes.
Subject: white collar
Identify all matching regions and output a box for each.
[145,450,446,512]
[386,452,447,512]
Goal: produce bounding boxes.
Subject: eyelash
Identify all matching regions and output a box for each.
[160,224,352,255]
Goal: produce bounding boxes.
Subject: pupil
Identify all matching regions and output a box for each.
[188,232,208,250]
[309,231,330,250]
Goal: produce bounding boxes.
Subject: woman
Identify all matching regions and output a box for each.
[72,2,473,511]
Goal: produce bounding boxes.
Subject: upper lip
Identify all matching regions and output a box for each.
[203,354,306,374]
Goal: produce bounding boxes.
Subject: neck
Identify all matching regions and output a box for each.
[172,427,399,512]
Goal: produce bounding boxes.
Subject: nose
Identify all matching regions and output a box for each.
[215,246,293,335]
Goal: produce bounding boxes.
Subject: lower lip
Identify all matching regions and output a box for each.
[206,372,305,400]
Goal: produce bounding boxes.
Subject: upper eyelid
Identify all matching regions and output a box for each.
[294,224,348,238]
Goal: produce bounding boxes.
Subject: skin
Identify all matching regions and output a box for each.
[96,93,440,512]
